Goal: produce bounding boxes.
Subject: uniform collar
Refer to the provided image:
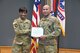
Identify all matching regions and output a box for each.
[18,17,27,22]
[43,14,51,18]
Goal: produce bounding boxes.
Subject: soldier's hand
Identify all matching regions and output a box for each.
[39,35,47,40]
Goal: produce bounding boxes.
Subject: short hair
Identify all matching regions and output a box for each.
[19,7,27,13]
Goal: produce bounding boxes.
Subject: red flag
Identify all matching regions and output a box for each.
[30,0,41,53]
[51,0,57,12]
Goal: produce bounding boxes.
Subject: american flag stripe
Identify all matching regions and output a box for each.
[32,10,38,27]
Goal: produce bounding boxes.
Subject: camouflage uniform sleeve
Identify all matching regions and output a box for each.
[53,17,61,37]
[13,19,20,35]
[13,19,31,35]
[46,17,61,37]
[22,21,31,35]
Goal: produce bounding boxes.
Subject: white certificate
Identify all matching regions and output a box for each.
[31,27,44,37]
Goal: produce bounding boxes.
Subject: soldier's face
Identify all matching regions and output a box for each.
[42,5,50,16]
[19,11,27,19]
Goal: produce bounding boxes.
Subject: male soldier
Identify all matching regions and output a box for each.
[38,5,61,53]
[12,7,31,53]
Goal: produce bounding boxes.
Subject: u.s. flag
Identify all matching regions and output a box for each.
[57,0,65,36]
[31,0,41,27]
[30,0,41,53]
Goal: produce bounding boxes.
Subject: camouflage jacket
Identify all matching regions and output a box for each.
[13,18,31,45]
[39,14,61,46]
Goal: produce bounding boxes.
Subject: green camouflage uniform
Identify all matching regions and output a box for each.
[12,18,31,53]
[38,14,61,53]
